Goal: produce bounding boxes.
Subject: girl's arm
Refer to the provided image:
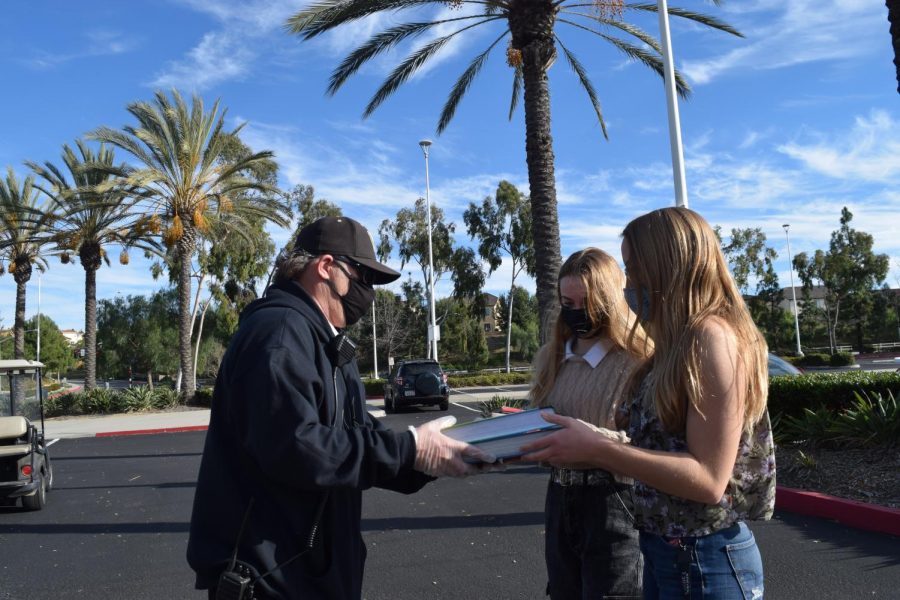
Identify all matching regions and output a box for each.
[521,318,746,504]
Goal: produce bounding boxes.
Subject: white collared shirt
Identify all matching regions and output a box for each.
[564,337,613,369]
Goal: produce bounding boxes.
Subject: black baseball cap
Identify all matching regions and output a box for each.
[293,216,401,285]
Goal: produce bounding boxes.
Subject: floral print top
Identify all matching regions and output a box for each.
[625,376,776,537]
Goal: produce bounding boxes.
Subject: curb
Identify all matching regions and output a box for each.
[776,486,900,537]
[95,425,209,438]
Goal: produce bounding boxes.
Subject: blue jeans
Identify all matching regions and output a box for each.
[545,479,642,599]
[640,522,764,600]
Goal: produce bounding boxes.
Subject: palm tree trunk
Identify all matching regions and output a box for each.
[888,0,900,94]
[13,280,26,359]
[512,1,562,344]
[83,266,97,391]
[177,236,196,400]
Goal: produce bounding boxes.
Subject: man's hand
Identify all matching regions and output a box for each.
[413,416,496,478]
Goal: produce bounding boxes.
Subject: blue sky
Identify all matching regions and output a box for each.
[1,0,897,332]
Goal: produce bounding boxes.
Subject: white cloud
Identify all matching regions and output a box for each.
[681,0,883,85]
[778,111,900,184]
[152,32,254,89]
[23,30,138,69]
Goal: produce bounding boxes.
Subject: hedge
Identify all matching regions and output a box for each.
[768,370,900,418]
[788,352,855,367]
[361,372,532,397]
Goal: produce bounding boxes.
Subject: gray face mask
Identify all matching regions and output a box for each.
[624,288,651,321]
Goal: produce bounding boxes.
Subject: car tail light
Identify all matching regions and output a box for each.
[21,465,32,476]
[395,377,404,386]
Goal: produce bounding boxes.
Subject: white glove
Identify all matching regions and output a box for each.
[413,416,497,478]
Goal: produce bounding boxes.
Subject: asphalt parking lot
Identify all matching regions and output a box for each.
[1,403,898,599]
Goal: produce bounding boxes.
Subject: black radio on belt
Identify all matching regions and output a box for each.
[327,332,358,368]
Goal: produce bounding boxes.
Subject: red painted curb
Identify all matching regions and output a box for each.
[776,486,900,537]
[95,425,209,438]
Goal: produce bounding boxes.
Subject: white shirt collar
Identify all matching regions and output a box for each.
[564,337,613,369]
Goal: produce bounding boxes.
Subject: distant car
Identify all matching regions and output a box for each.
[768,353,802,377]
[384,359,450,413]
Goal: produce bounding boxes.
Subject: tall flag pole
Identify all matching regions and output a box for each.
[657,0,688,208]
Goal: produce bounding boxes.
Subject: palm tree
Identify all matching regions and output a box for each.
[27,140,163,391]
[888,0,900,94]
[0,168,53,361]
[286,0,740,339]
[89,90,277,399]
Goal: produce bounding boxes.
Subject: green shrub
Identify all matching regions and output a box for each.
[80,388,116,414]
[829,352,855,367]
[830,390,900,447]
[119,386,155,412]
[47,392,83,417]
[768,370,900,418]
[152,387,181,410]
[775,390,900,448]
[363,379,386,396]
[448,372,532,388]
[192,388,213,407]
[478,395,532,418]
[793,353,831,367]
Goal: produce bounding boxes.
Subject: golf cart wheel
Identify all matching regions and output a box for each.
[22,473,46,511]
[439,399,449,411]
[385,393,395,413]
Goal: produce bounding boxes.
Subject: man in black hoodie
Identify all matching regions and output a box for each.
[187,216,491,599]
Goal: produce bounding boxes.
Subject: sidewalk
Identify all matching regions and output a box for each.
[40,392,899,538]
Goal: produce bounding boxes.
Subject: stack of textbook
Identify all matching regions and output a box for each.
[443,407,561,462]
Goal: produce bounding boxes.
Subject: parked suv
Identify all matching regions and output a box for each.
[384,359,450,412]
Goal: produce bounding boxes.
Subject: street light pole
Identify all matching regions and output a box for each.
[371,301,378,379]
[657,0,688,208]
[36,270,41,362]
[783,224,803,356]
[419,139,439,362]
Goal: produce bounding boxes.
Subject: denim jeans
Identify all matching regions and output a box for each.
[640,522,764,600]
[544,479,643,599]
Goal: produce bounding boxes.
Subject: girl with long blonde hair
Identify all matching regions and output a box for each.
[529,247,650,599]
[524,208,775,599]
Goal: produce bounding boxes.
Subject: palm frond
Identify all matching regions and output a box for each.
[438,31,508,133]
[625,3,742,37]
[560,10,661,53]
[508,64,522,121]
[287,0,439,39]
[329,16,500,95]
[556,37,608,139]
[560,19,691,98]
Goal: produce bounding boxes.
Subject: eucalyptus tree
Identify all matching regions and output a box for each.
[464,180,535,371]
[89,90,278,398]
[27,140,161,390]
[0,168,54,361]
[286,0,740,339]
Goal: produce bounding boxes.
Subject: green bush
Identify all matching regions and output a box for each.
[152,387,181,410]
[769,370,900,418]
[119,386,155,412]
[793,353,831,367]
[448,372,532,388]
[776,390,899,448]
[478,395,532,418]
[192,388,213,407]
[80,389,116,414]
[829,352,855,367]
[363,379,386,396]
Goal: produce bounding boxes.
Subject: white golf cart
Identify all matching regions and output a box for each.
[0,360,52,510]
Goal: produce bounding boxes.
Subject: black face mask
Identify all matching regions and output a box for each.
[327,262,375,327]
[560,306,593,338]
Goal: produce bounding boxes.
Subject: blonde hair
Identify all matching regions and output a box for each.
[622,207,768,433]
[531,247,651,406]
